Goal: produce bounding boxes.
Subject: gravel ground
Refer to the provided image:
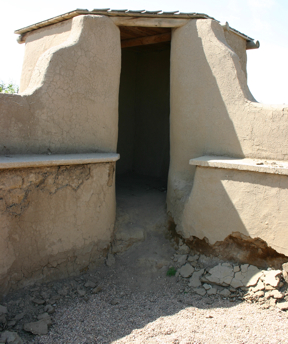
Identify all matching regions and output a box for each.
[31,263,288,344]
[3,232,288,344]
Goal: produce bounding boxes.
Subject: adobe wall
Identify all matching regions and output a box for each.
[0,15,121,155]
[168,19,288,260]
[182,166,288,257]
[0,162,116,294]
[0,15,121,294]
[224,30,247,77]
[20,19,73,92]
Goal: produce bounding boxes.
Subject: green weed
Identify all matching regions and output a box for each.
[166,267,177,276]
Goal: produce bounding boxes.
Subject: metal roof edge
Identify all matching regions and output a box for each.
[14,8,258,48]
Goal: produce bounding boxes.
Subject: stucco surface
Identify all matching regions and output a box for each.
[0,15,121,155]
[168,19,288,242]
[182,166,288,257]
[20,19,72,93]
[0,162,116,294]
[223,30,247,77]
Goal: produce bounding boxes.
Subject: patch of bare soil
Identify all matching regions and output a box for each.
[1,175,288,344]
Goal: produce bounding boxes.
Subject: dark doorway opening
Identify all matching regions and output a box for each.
[117,27,171,188]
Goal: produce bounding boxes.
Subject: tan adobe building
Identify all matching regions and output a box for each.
[0,8,287,294]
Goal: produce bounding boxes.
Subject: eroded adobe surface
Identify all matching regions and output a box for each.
[0,163,116,295]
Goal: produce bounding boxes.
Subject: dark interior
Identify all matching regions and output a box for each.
[117,27,171,186]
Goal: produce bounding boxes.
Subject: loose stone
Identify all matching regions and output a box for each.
[206,263,234,286]
[178,263,194,278]
[0,331,23,344]
[276,301,288,311]
[84,280,97,288]
[24,319,50,335]
[194,287,206,296]
[219,289,231,297]
[188,269,205,288]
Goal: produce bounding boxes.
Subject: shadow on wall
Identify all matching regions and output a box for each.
[170,19,246,181]
[182,166,288,268]
[168,19,247,219]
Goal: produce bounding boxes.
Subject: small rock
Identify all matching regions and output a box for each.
[175,254,187,266]
[190,261,198,267]
[110,299,119,305]
[207,288,217,295]
[187,254,199,262]
[13,313,25,321]
[106,253,115,267]
[194,287,206,296]
[24,319,50,335]
[44,305,55,314]
[32,298,45,305]
[250,280,265,292]
[206,263,234,286]
[77,288,86,297]
[254,290,265,298]
[233,266,240,272]
[8,320,17,327]
[264,284,276,291]
[0,305,7,315]
[262,270,282,288]
[0,331,23,344]
[179,264,194,278]
[219,289,231,297]
[188,269,204,288]
[84,280,96,288]
[276,301,288,311]
[269,298,277,306]
[265,290,284,299]
[92,286,102,294]
[203,283,212,290]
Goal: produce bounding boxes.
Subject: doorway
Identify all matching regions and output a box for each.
[117,26,171,189]
[114,26,172,254]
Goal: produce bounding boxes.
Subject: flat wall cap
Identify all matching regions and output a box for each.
[15,8,258,47]
[0,153,120,170]
[190,155,288,176]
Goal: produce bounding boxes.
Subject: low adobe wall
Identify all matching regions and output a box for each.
[0,154,119,295]
[180,157,288,267]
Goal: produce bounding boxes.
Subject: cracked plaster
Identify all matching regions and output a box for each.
[0,163,116,294]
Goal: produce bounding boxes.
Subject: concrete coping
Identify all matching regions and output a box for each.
[189,155,288,176]
[0,153,120,170]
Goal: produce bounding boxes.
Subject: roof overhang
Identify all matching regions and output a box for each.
[14,8,260,50]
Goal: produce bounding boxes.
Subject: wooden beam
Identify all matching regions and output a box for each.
[111,17,188,28]
[121,32,171,48]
